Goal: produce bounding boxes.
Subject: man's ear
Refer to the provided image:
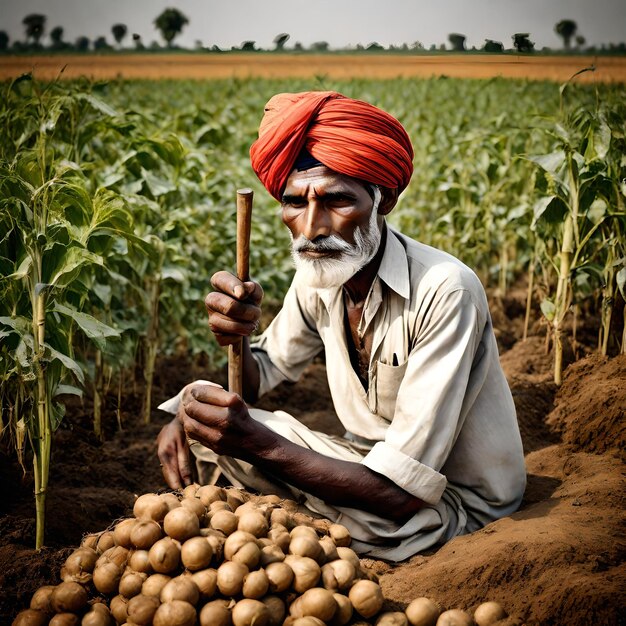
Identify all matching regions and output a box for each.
[377,187,399,216]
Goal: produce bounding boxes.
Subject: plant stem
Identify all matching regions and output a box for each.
[94,349,103,441]
[553,214,574,385]
[142,276,161,425]
[523,251,536,341]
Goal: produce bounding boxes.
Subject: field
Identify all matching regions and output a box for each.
[1,67,625,624]
[1,53,626,82]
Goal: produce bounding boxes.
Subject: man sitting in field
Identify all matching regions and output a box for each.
[156,91,526,561]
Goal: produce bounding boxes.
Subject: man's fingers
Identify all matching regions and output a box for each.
[206,296,261,324]
[177,441,192,486]
[161,461,183,490]
[187,383,240,408]
[210,271,246,300]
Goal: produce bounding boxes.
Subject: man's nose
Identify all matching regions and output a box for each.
[302,202,331,241]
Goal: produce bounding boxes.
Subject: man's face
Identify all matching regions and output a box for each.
[280,166,383,288]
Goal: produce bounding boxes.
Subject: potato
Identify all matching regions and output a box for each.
[436,609,473,626]
[284,555,321,593]
[119,570,147,599]
[231,541,262,569]
[290,525,318,542]
[321,559,356,591]
[210,500,233,514]
[269,508,291,528]
[224,531,257,560]
[377,612,409,626]
[92,561,122,595]
[63,548,98,578]
[232,599,270,626]
[181,496,208,522]
[142,573,172,597]
[181,536,213,571]
[291,618,326,626]
[133,493,169,522]
[349,579,384,619]
[81,604,114,626]
[210,510,239,536]
[153,600,197,626]
[49,614,80,626]
[260,543,285,566]
[109,595,129,624]
[335,547,360,571]
[225,488,248,510]
[163,507,200,542]
[242,569,269,599]
[405,598,440,626]
[149,536,181,573]
[199,599,233,626]
[131,519,163,550]
[328,524,351,547]
[160,576,200,605]
[318,536,339,563]
[126,594,160,626]
[196,485,226,506]
[98,546,130,569]
[217,560,249,596]
[81,534,99,551]
[11,609,48,626]
[265,561,294,593]
[300,587,338,622]
[238,511,269,538]
[113,518,137,548]
[262,595,286,626]
[95,532,115,555]
[267,527,290,553]
[330,593,353,626]
[473,602,506,626]
[289,535,322,561]
[191,568,218,600]
[161,492,183,511]
[183,483,200,498]
[29,585,55,614]
[128,549,153,574]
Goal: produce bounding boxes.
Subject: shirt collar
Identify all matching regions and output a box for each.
[312,223,410,312]
[377,225,410,300]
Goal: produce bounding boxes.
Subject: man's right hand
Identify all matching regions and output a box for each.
[156,415,193,489]
[205,271,263,347]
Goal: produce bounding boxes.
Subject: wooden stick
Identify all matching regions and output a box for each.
[228,188,253,396]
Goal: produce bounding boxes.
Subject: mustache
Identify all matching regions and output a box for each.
[291,235,353,254]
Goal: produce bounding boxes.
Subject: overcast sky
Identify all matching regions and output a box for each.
[2,0,625,50]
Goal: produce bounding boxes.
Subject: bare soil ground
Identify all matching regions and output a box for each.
[1,53,625,83]
[0,289,625,625]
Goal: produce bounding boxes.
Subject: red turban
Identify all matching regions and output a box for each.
[249,91,414,201]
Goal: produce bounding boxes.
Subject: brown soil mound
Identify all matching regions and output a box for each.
[547,354,626,459]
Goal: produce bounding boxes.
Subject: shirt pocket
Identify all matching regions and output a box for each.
[369,359,408,421]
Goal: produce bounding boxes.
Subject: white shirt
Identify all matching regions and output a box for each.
[251,225,526,531]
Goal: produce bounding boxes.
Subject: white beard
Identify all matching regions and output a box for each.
[290,189,383,289]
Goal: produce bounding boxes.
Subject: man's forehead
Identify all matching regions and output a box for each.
[284,166,366,193]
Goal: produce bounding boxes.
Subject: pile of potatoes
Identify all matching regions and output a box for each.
[12,486,508,626]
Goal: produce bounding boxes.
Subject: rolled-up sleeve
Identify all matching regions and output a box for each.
[362,442,447,504]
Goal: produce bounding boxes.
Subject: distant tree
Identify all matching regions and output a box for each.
[241,41,256,51]
[483,39,504,53]
[575,35,586,49]
[555,19,577,50]
[111,23,128,48]
[273,33,290,50]
[512,33,534,52]
[310,41,329,52]
[23,13,46,45]
[367,42,384,51]
[50,26,64,48]
[448,33,466,51]
[75,36,90,51]
[132,33,144,49]
[294,42,303,51]
[0,30,9,51]
[411,41,424,50]
[154,7,189,48]
[94,36,110,50]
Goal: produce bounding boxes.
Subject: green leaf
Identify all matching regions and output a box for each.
[528,151,566,176]
[44,343,85,384]
[54,384,83,398]
[76,93,120,117]
[47,246,104,288]
[53,302,120,350]
[617,267,626,299]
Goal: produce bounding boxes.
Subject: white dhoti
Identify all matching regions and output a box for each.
[158,384,468,562]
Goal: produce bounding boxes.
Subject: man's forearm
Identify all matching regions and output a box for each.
[240,422,424,523]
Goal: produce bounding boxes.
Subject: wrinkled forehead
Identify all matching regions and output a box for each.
[284,165,373,197]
